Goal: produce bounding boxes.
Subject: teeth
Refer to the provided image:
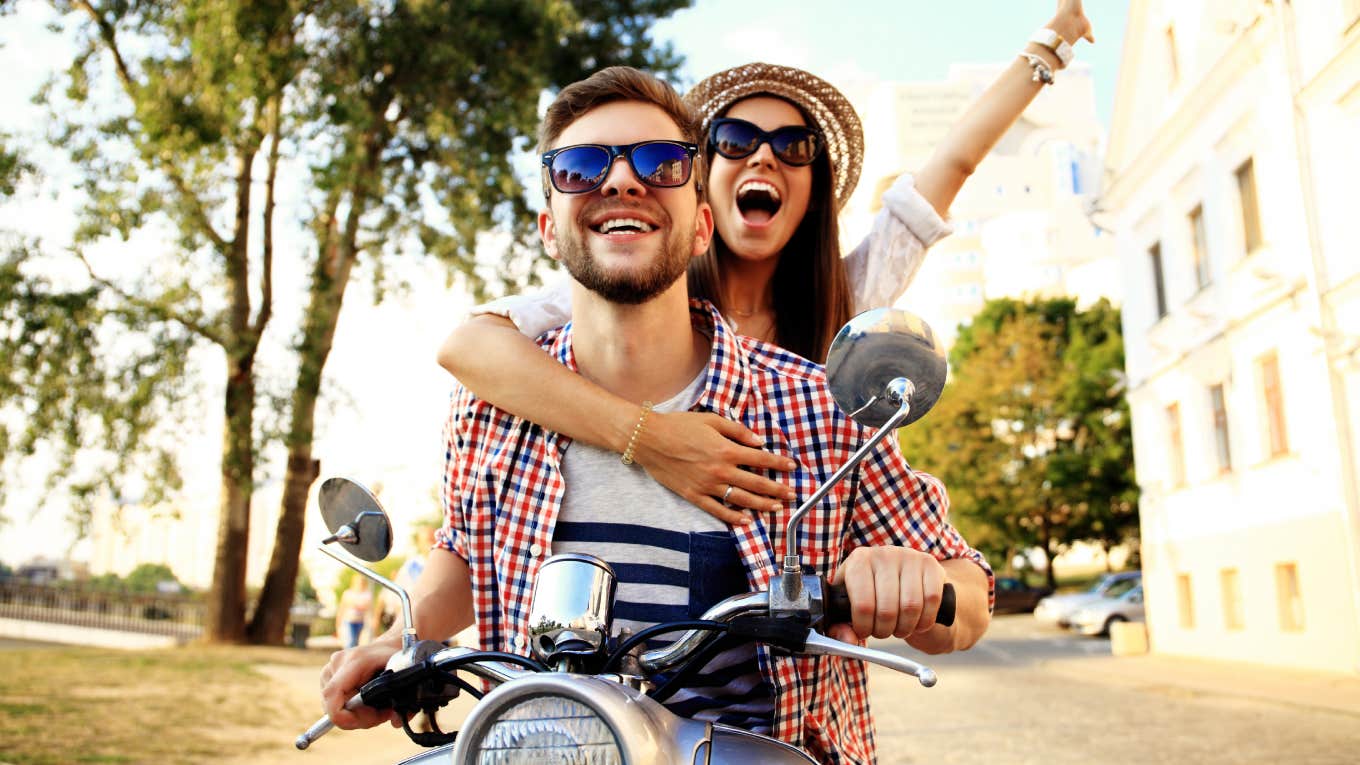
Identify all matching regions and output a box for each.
[738,181,780,200]
[598,217,654,234]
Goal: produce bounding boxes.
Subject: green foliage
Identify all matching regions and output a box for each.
[0,247,196,520]
[901,298,1138,583]
[123,562,181,593]
[294,564,317,603]
[5,0,691,639]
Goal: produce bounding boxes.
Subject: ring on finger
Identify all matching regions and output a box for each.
[722,484,735,504]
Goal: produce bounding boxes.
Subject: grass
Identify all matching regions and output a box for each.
[0,644,330,765]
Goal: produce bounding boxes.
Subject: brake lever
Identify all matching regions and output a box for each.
[800,630,938,687]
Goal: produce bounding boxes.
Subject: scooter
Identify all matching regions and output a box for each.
[295,307,955,764]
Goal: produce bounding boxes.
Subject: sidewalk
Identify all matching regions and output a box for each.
[1041,652,1360,718]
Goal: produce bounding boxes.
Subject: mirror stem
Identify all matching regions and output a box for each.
[781,378,915,598]
[318,544,417,651]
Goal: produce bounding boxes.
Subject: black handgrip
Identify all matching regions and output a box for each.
[824,581,956,628]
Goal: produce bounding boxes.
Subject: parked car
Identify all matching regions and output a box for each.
[1033,571,1141,628]
[993,576,1054,614]
[1069,583,1145,636]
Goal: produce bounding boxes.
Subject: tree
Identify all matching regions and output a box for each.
[2,0,689,643]
[901,298,1138,588]
[123,562,181,593]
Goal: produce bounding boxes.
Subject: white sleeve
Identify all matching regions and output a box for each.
[469,275,573,338]
[843,172,954,312]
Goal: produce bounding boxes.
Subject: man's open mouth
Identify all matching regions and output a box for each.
[590,217,656,234]
[737,180,782,224]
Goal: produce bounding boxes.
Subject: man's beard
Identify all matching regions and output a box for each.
[556,206,692,305]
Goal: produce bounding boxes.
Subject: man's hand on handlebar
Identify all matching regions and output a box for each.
[828,546,948,643]
[319,639,404,729]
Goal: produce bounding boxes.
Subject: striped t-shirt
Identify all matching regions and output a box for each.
[554,370,774,732]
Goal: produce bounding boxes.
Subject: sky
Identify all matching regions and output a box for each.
[0,1,1130,570]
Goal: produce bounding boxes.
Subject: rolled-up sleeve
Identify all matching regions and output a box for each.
[470,276,572,338]
[850,440,995,611]
[843,172,955,312]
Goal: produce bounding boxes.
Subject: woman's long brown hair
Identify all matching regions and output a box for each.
[687,99,853,363]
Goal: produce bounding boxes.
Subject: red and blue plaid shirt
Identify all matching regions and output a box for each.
[437,300,993,764]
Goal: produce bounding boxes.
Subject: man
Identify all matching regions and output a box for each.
[321,67,992,764]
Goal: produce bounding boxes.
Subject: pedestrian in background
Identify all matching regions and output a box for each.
[337,576,370,649]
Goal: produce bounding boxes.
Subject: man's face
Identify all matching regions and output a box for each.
[539,101,713,305]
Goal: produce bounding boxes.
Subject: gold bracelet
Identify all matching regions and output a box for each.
[620,402,653,465]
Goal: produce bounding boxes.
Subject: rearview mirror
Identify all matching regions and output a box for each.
[317,477,393,562]
[825,307,947,428]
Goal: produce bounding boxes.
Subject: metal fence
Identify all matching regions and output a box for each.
[0,578,205,641]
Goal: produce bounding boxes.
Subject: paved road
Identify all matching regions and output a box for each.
[869,615,1360,764]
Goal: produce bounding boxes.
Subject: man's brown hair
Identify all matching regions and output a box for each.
[539,67,703,198]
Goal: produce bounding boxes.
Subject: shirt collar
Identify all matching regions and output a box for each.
[544,299,751,418]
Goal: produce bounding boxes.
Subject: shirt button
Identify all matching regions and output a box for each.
[529,543,542,556]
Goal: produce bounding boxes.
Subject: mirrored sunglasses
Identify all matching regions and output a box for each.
[708,118,822,167]
[540,141,699,195]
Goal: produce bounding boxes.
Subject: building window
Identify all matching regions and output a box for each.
[1165,25,1181,88]
[1275,563,1304,632]
[1166,403,1186,487]
[1236,158,1263,253]
[1177,574,1195,629]
[1220,568,1244,630]
[1189,204,1211,289]
[1150,242,1168,319]
[1258,351,1289,458]
[1209,383,1232,473]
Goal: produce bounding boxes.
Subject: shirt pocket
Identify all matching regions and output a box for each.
[687,531,747,618]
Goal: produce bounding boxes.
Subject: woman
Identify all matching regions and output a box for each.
[337,576,370,649]
[438,1,1094,523]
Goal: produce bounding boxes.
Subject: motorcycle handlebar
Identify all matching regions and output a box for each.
[825,581,956,628]
[295,692,363,750]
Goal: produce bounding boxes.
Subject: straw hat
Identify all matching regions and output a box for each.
[685,62,864,210]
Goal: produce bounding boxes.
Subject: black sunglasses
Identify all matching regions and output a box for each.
[540,140,699,195]
[708,118,822,167]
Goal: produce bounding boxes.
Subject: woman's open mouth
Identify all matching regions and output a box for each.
[736,180,782,225]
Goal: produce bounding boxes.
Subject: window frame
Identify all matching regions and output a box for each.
[1189,203,1211,290]
[1150,241,1168,320]
[1209,383,1232,474]
[1236,158,1263,254]
[1166,402,1186,487]
[1258,351,1289,458]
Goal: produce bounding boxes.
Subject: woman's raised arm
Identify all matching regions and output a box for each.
[914,0,1094,217]
[437,313,795,524]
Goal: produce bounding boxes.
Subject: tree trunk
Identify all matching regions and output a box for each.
[1041,513,1058,591]
[204,148,259,644]
[247,163,369,643]
[204,359,255,643]
[246,452,319,644]
[247,281,344,644]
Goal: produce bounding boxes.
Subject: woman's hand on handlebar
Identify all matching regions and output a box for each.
[634,411,796,525]
[319,640,403,730]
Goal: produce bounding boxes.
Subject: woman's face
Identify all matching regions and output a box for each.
[706,96,814,264]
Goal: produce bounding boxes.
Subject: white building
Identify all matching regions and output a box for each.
[840,61,1118,347]
[1104,0,1360,674]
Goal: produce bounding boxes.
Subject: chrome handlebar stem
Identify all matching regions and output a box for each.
[318,544,417,652]
[637,592,770,672]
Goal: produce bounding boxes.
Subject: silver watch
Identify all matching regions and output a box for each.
[1029,27,1074,68]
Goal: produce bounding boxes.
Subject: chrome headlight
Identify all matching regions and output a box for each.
[466,694,622,765]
